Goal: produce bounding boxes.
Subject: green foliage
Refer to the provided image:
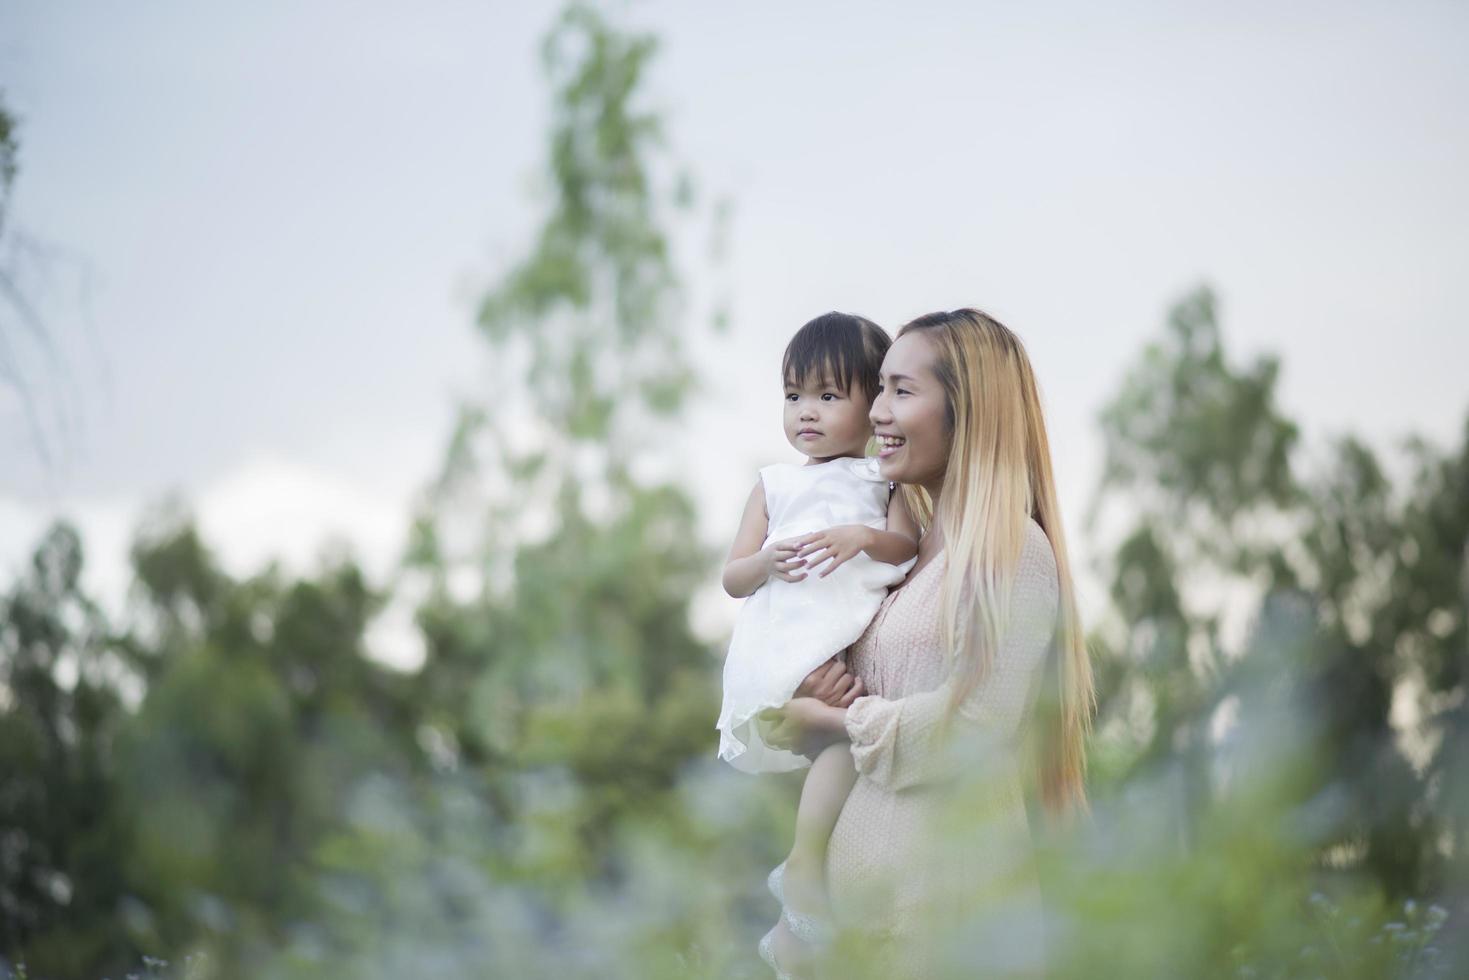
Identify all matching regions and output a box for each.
[451,0,692,498]
[0,524,131,977]
[410,1,716,754]
[1096,285,1301,569]
[1090,284,1468,923]
[1,506,430,978]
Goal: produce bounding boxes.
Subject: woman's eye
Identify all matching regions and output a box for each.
[896,388,911,397]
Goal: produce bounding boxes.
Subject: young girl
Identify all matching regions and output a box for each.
[714,312,919,959]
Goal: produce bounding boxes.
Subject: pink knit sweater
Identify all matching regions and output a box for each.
[823,516,1060,978]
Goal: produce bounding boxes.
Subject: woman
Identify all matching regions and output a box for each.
[764,308,1094,978]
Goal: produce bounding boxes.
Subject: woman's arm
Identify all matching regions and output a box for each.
[772,525,1060,791]
[861,490,920,566]
[863,527,921,566]
[845,529,1059,792]
[885,488,920,552]
[722,479,808,598]
[763,696,849,759]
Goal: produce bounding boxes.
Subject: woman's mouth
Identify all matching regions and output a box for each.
[877,434,906,458]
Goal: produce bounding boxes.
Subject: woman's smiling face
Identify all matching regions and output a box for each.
[871,330,950,489]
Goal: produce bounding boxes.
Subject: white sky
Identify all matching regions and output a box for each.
[1,1,1466,664]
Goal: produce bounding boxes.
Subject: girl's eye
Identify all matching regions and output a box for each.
[821,393,837,402]
[786,393,798,401]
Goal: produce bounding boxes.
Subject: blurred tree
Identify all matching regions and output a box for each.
[244,7,736,974]
[1287,437,1432,897]
[0,89,51,466]
[266,6,746,975]
[0,93,17,232]
[403,0,718,879]
[1089,284,1466,902]
[0,523,132,977]
[0,87,99,479]
[0,88,46,463]
[110,505,424,975]
[0,506,429,978]
[1089,285,1303,847]
[1396,421,1469,904]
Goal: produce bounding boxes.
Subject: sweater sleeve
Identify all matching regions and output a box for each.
[845,523,1060,793]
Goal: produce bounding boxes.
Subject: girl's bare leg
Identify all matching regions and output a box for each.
[783,741,858,919]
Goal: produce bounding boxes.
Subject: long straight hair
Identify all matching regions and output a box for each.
[896,309,1093,820]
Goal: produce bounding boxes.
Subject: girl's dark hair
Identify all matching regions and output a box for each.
[782,312,891,405]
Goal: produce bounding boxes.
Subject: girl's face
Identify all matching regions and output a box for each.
[783,373,873,463]
[871,330,950,489]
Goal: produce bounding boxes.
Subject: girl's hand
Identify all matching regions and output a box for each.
[794,525,874,578]
[761,697,848,756]
[760,535,809,583]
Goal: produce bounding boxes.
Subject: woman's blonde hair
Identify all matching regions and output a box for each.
[896,309,1094,821]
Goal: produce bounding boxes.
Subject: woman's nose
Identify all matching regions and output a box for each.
[870,393,890,425]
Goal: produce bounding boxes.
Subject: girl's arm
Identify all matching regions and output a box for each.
[722,479,807,598]
[792,491,918,577]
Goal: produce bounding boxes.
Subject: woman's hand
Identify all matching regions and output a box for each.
[761,697,848,756]
[794,525,874,578]
[795,657,865,707]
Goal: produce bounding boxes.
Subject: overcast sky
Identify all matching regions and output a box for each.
[2,0,1465,662]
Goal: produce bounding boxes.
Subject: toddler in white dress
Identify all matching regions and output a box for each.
[715,312,918,959]
[716,455,911,771]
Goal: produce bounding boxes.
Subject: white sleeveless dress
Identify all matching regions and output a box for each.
[716,456,915,774]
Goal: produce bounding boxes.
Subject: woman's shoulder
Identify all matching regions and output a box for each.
[1016,517,1060,604]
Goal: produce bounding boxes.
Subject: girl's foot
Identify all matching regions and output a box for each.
[763,855,833,978]
[781,850,830,923]
[758,924,791,980]
[765,917,819,979]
